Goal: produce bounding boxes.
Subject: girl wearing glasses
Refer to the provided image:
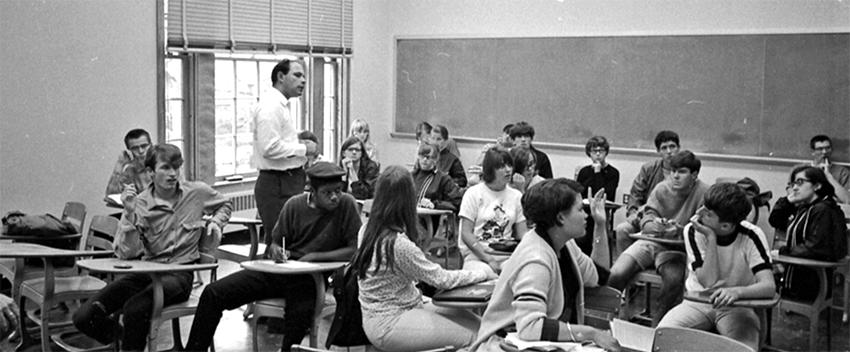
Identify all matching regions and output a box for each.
[768,165,848,301]
[339,136,379,199]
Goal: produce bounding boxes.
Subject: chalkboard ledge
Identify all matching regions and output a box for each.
[390,132,836,168]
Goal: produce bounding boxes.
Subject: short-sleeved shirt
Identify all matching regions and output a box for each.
[271,192,361,260]
[459,183,525,243]
[683,221,772,293]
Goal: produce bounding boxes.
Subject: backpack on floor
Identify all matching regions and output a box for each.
[326,263,370,348]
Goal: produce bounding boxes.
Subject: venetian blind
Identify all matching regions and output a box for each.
[166,0,352,53]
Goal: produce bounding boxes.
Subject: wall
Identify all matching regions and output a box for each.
[0,0,157,218]
[352,0,850,220]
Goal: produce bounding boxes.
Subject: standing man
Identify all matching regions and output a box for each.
[74,144,232,351]
[252,59,318,245]
[510,121,553,179]
[105,128,152,197]
[614,130,680,256]
[809,134,850,203]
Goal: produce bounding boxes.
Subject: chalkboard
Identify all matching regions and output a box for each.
[395,34,850,162]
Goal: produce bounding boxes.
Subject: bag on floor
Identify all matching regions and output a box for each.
[326,263,370,348]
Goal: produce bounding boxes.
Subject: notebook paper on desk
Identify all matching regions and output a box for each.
[610,319,653,352]
[505,333,604,351]
[273,261,320,269]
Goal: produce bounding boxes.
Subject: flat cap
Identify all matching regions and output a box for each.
[306,161,345,180]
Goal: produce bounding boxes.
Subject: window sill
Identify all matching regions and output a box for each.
[213,176,258,188]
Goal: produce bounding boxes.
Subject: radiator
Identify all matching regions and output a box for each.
[227,191,256,212]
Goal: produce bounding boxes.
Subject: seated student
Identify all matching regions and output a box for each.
[104,128,152,198]
[615,130,680,256]
[74,144,232,351]
[350,118,378,162]
[807,134,850,203]
[471,179,619,352]
[415,121,433,146]
[298,130,323,169]
[339,136,380,199]
[658,183,775,351]
[509,147,544,194]
[607,150,709,326]
[431,124,468,188]
[0,294,18,342]
[469,123,515,186]
[510,121,553,179]
[768,165,848,301]
[459,148,528,276]
[355,165,492,351]
[575,136,620,254]
[413,143,463,211]
[184,162,361,351]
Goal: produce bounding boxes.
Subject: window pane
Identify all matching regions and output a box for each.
[235,98,255,134]
[215,60,234,99]
[215,136,235,177]
[166,100,183,143]
[259,61,276,94]
[236,61,258,98]
[236,133,254,174]
[165,58,182,98]
[215,100,235,135]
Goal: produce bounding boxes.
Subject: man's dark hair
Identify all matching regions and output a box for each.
[502,124,515,134]
[510,148,535,176]
[585,136,610,157]
[654,130,680,150]
[270,59,292,85]
[482,148,513,183]
[669,150,701,173]
[432,124,449,140]
[124,128,151,149]
[509,121,535,139]
[522,178,583,235]
[704,183,751,224]
[810,134,832,149]
[298,130,319,145]
[415,121,432,141]
[144,143,183,170]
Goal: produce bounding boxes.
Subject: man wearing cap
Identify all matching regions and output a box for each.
[252,59,318,248]
[184,162,361,352]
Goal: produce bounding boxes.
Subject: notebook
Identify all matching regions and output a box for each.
[610,318,654,352]
[432,282,495,302]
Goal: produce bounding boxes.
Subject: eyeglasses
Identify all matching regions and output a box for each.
[346,147,362,152]
[786,178,812,188]
[589,148,607,154]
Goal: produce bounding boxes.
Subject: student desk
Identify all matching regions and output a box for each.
[628,232,685,250]
[215,216,264,263]
[684,291,780,309]
[240,260,345,347]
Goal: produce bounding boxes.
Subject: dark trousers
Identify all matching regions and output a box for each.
[255,169,306,247]
[184,269,317,351]
[73,272,193,351]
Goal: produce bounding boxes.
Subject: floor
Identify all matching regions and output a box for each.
[3,256,849,352]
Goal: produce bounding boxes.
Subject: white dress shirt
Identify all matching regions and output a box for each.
[250,89,307,171]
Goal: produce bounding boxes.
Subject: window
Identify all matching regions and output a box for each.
[163,52,348,183]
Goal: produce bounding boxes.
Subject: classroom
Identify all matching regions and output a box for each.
[1,1,849,351]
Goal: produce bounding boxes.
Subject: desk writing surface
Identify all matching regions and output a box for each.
[241,260,345,275]
[628,233,684,248]
[683,291,779,309]
[76,258,217,274]
[395,34,850,162]
[0,243,107,258]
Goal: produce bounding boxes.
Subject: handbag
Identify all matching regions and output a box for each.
[325,263,370,347]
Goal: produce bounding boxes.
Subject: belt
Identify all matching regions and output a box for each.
[259,167,304,175]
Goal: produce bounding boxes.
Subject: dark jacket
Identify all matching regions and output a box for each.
[412,168,463,212]
[530,146,553,179]
[769,196,847,261]
[343,159,380,200]
[437,148,467,188]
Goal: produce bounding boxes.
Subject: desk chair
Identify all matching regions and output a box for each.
[651,326,754,352]
[0,201,88,299]
[16,224,113,352]
[147,253,218,352]
[623,270,664,326]
[583,285,624,330]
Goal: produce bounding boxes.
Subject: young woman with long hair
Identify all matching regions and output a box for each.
[353,166,492,351]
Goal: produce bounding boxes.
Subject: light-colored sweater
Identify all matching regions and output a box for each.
[471,232,600,350]
[358,233,487,318]
[640,179,709,229]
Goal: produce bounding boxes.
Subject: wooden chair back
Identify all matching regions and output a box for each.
[61,201,87,233]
